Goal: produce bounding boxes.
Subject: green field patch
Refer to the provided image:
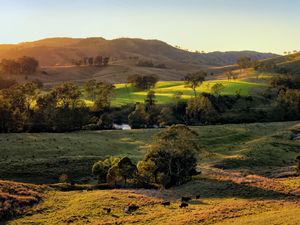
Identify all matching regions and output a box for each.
[110,80,267,106]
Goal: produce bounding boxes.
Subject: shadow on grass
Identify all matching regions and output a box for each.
[169,177,297,200]
[135,177,298,201]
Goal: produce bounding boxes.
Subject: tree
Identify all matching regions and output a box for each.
[128,103,149,128]
[0,95,12,132]
[85,80,98,101]
[92,156,121,183]
[117,157,137,185]
[22,82,38,116]
[51,83,82,109]
[184,71,207,97]
[103,57,110,66]
[211,83,225,96]
[138,125,200,188]
[17,56,39,74]
[92,83,115,112]
[186,95,217,124]
[137,159,157,184]
[85,80,114,111]
[226,71,234,81]
[158,107,177,127]
[144,90,156,111]
[94,56,103,66]
[127,75,158,90]
[237,57,252,70]
[277,89,300,119]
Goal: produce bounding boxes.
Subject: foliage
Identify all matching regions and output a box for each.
[138,125,199,188]
[128,103,149,128]
[184,70,206,96]
[211,83,225,96]
[186,95,218,124]
[92,156,136,186]
[127,74,158,90]
[0,57,39,75]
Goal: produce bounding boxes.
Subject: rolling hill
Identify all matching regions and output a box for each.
[0,37,278,85]
[259,52,300,75]
[0,37,277,67]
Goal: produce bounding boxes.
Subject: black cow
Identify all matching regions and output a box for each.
[161,201,171,206]
[181,197,192,202]
[179,202,189,208]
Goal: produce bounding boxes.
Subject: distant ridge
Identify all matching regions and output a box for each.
[0,37,278,66]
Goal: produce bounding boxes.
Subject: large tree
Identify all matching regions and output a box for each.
[186,95,217,124]
[184,71,207,97]
[127,74,158,90]
[138,125,200,188]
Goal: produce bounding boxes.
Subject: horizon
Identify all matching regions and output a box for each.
[0,0,299,54]
[0,36,280,54]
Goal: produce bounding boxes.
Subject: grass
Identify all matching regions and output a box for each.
[5,175,300,224]
[1,121,299,184]
[0,180,46,221]
[109,80,267,106]
[1,121,300,224]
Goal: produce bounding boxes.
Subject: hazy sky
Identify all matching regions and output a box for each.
[0,0,299,54]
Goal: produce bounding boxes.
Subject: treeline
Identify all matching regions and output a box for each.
[136,60,167,69]
[72,56,110,66]
[0,57,39,75]
[2,70,300,133]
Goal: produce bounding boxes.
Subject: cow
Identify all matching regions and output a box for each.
[179,202,189,208]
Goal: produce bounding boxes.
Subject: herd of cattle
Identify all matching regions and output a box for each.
[103,195,201,215]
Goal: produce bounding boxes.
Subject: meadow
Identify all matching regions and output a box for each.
[1,121,298,184]
[1,121,300,224]
[109,80,267,106]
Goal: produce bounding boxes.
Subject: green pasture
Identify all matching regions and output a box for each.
[109,80,267,106]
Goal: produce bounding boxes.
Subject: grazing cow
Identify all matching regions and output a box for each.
[196,195,200,199]
[103,207,111,213]
[181,197,192,202]
[179,202,189,208]
[124,204,139,213]
[161,201,171,206]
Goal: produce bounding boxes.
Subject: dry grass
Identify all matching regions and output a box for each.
[6,171,300,225]
[0,180,46,221]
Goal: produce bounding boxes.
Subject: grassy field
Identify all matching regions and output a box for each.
[108,80,267,106]
[1,121,300,224]
[6,184,300,225]
[0,121,299,184]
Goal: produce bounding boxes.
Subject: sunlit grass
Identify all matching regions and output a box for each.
[109,80,266,106]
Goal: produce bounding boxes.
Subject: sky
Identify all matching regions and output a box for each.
[0,0,299,54]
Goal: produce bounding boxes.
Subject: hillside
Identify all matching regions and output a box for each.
[259,52,300,75]
[0,37,277,67]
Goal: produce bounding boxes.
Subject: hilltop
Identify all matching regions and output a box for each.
[0,37,277,67]
[258,52,300,75]
[0,37,278,85]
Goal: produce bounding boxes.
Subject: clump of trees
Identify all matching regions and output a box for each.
[136,60,167,69]
[92,125,200,188]
[85,80,115,112]
[72,56,110,66]
[92,156,137,186]
[127,74,158,90]
[186,94,218,124]
[0,57,39,75]
[138,125,199,188]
